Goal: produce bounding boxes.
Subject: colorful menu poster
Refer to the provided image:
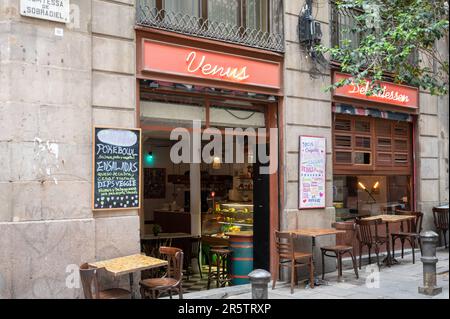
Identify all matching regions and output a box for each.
[92,127,141,211]
[299,136,326,209]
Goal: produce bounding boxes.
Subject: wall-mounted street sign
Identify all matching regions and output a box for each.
[20,0,70,24]
[92,127,142,211]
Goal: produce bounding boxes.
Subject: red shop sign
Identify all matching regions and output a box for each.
[142,40,281,89]
[333,72,419,109]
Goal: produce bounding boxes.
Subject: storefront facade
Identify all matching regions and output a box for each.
[0,0,448,298]
[135,25,284,276]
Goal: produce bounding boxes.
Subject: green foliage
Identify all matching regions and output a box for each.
[316,0,449,96]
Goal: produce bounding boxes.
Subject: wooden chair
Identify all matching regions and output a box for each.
[355,219,387,270]
[139,247,184,299]
[207,247,232,289]
[320,222,359,281]
[272,231,314,294]
[391,210,423,264]
[79,263,130,299]
[433,207,449,248]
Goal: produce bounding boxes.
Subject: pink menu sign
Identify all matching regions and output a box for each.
[299,136,327,210]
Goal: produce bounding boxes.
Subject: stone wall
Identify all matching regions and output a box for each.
[0,0,140,298]
[417,34,449,238]
[282,0,336,277]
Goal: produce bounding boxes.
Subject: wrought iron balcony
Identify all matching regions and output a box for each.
[136,4,284,53]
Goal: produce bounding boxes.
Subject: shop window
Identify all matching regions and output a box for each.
[333,175,412,221]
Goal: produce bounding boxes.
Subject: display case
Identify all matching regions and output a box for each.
[202,202,254,239]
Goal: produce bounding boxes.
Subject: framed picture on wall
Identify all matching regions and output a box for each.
[144,168,166,199]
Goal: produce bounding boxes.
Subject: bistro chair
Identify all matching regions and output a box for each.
[139,247,184,299]
[433,207,449,248]
[391,210,423,264]
[79,263,131,299]
[355,219,387,270]
[320,222,359,282]
[272,231,314,294]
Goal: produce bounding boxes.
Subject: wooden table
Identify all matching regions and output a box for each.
[89,254,168,299]
[288,228,346,287]
[362,215,415,266]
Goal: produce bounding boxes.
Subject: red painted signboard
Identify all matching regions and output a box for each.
[333,72,419,109]
[143,40,281,89]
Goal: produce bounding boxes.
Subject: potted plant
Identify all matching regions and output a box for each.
[152,224,162,236]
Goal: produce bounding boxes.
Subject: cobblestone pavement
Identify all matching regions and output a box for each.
[183,249,449,299]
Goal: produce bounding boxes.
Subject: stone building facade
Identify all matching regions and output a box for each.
[0,0,448,298]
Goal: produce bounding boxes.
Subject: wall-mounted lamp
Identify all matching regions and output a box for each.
[358,181,377,203]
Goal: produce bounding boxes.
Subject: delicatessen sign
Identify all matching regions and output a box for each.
[20,0,70,23]
[333,72,419,109]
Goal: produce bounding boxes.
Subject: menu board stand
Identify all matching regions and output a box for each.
[92,127,142,211]
[298,136,327,210]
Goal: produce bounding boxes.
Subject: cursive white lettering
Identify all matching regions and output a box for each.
[186,51,250,81]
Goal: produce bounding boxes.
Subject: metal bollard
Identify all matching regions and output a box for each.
[418,231,442,296]
[248,269,271,299]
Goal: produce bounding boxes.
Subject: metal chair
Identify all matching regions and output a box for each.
[79,263,130,299]
[321,222,359,281]
[355,218,387,270]
[139,247,184,299]
[391,210,423,264]
[433,207,449,248]
[272,231,314,293]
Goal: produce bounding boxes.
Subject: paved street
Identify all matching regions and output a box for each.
[184,249,449,299]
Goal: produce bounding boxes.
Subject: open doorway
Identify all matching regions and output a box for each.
[138,80,276,293]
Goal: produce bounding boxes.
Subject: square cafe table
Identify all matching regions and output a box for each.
[362,215,415,266]
[288,228,346,287]
[89,254,168,299]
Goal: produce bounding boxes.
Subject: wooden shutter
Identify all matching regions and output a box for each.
[334,114,412,175]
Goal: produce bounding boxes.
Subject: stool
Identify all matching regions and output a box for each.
[207,248,232,289]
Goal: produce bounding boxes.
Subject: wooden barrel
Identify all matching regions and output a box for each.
[227,231,253,285]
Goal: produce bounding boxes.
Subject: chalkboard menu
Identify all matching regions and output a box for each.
[92,127,142,211]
